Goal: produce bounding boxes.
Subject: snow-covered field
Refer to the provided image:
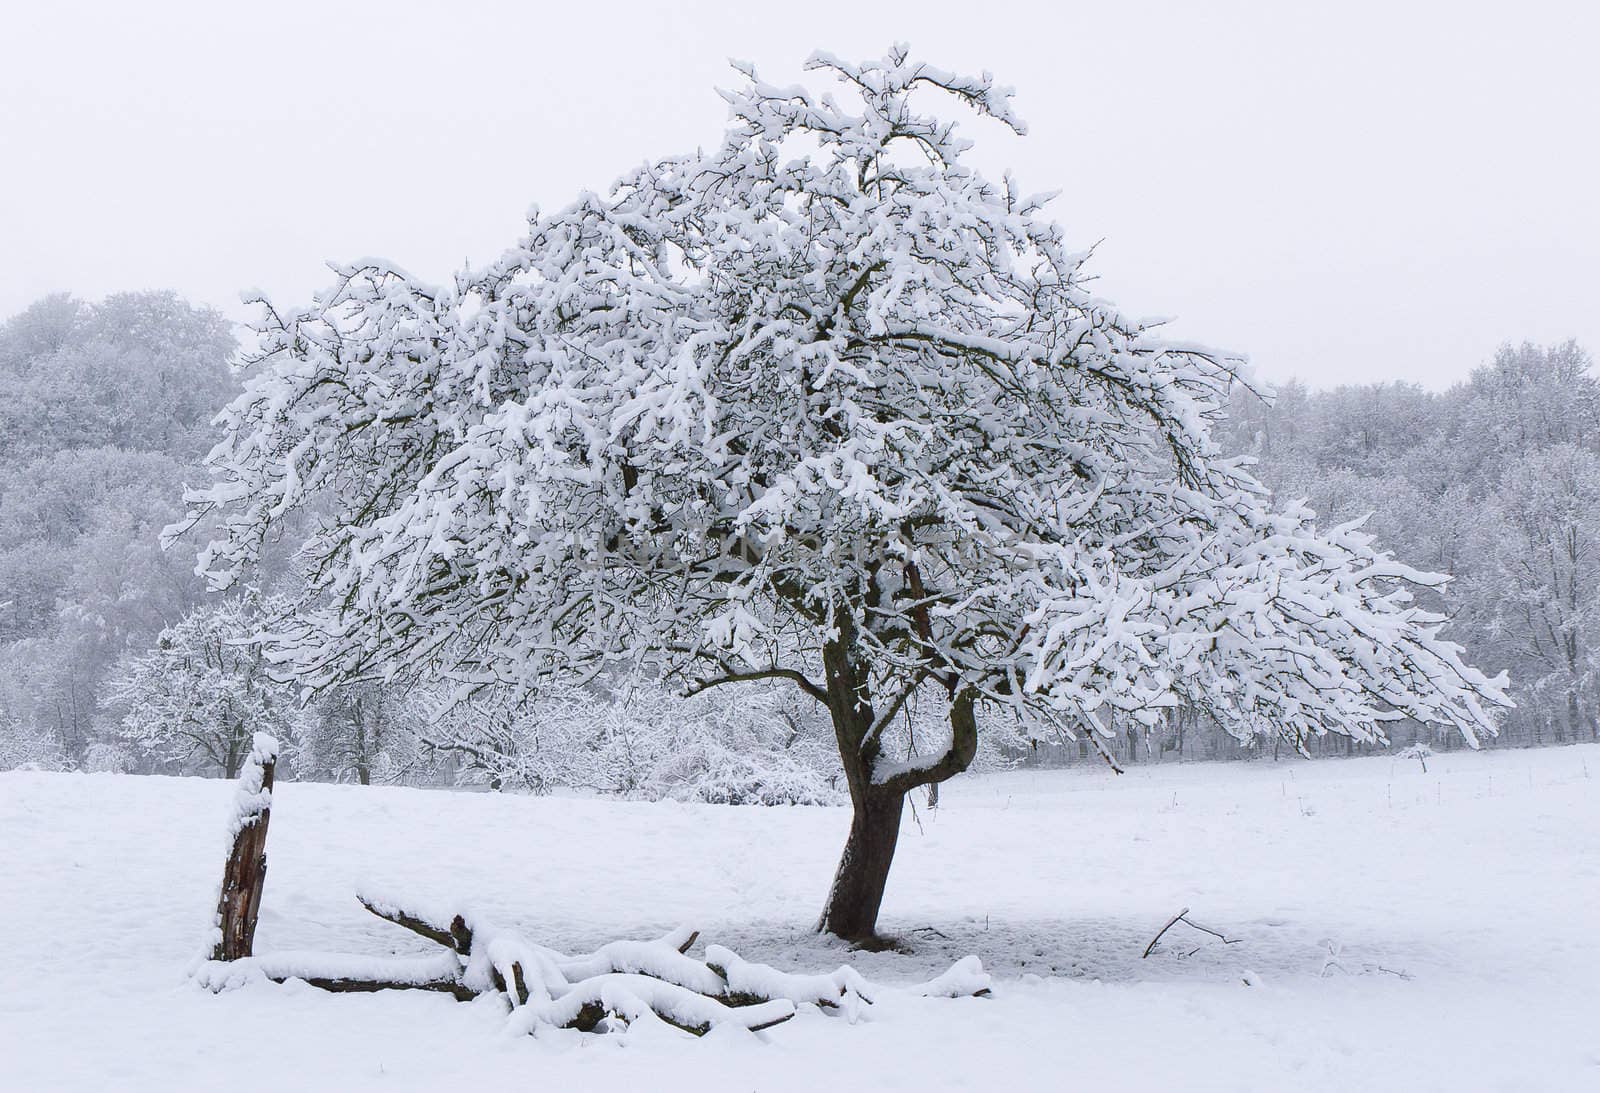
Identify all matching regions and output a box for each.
[3,744,1598,1092]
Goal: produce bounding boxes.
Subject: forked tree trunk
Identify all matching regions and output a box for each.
[814,625,907,943]
[817,786,906,941]
[814,628,979,941]
[212,735,277,961]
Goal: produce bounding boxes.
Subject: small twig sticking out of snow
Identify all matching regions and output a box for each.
[1318,941,1413,981]
[1143,907,1189,958]
[1180,914,1240,946]
[1318,939,1349,978]
[1142,907,1243,958]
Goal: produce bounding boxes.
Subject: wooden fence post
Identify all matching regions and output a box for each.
[211,732,278,961]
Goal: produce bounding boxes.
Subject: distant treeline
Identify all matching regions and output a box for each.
[0,294,1593,783]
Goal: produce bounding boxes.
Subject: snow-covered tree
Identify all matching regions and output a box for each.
[293,681,424,785]
[1460,341,1600,461]
[105,593,300,777]
[0,291,236,463]
[180,48,1509,939]
[1470,446,1599,743]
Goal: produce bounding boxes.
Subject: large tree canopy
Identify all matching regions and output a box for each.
[180,48,1508,939]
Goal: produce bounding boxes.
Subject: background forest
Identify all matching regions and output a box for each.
[1,292,1594,790]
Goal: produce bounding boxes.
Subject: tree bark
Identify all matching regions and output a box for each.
[211,749,274,961]
[817,785,906,941]
[815,626,894,942]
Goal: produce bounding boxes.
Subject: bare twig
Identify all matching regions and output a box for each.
[1179,913,1241,946]
[1142,906,1190,958]
[1142,907,1242,958]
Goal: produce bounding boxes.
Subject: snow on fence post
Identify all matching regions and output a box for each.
[210,732,278,961]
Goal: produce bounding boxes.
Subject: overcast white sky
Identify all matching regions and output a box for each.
[3,0,1595,389]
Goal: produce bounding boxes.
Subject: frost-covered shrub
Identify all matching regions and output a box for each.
[653,743,839,806]
[0,717,69,771]
[647,686,841,805]
[80,741,134,773]
[422,680,841,804]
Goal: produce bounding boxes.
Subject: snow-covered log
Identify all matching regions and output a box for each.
[356,890,474,955]
[208,732,277,961]
[203,886,987,1039]
[703,943,876,1010]
[911,955,993,998]
[258,950,475,1001]
[506,974,797,1037]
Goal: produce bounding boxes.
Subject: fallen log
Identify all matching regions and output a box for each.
[202,888,990,1038]
[357,891,474,955]
[295,975,477,1002]
[506,972,798,1036]
[704,944,871,1010]
[253,950,478,1002]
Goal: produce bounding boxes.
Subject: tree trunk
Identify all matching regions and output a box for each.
[814,689,978,941]
[817,786,906,941]
[353,698,373,785]
[811,614,978,942]
[223,726,243,779]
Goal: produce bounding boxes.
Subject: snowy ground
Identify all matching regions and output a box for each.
[3,745,1598,1092]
